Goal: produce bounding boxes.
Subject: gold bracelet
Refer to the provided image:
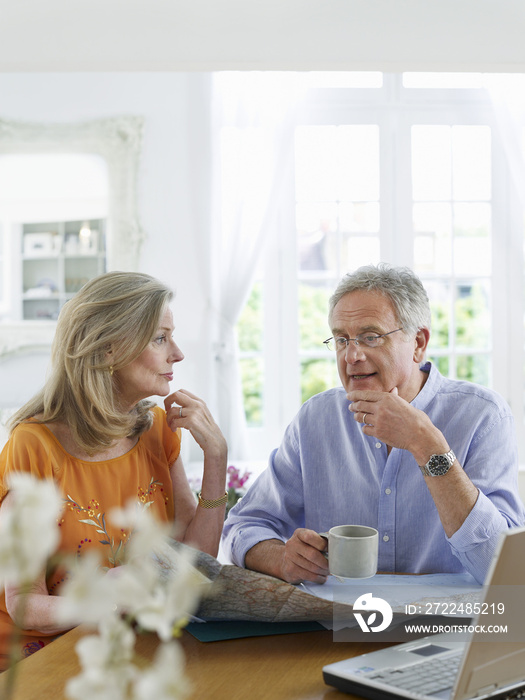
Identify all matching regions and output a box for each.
[197,491,228,509]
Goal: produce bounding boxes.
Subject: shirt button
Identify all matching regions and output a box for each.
[385,488,392,495]
[375,442,381,449]
[383,534,390,542]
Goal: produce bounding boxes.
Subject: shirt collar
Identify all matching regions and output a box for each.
[411,361,441,411]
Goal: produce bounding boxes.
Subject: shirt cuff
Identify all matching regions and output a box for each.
[447,490,501,552]
[230,526,285,568]
[446,490,506,583]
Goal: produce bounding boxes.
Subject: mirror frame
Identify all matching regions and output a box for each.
[0,115,145,355]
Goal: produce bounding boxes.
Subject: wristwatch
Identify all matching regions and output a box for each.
[419,449,456,477]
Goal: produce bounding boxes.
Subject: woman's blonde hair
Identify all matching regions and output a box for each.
[9,271,173,454]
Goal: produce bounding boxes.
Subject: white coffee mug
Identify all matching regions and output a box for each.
[321,524,379,579]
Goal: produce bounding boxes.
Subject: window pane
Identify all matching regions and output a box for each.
[429,355,450,377]
[301,358,339,404]
[427,281,452,352]
[240,357,264,427]
[453,203,491,276]
[455,282,490,350]
[412,126,452,201]
[238,282,263,352]
[342,234,380,270]
[299,282,332,351]
[295,127,339,201]
[295,125,379,203]
[297,203,338,272]
[339,202,379,233]
[337,126,379,201]
[456,354,490,385]
[295,125,380,281]
[238,282,264,427]
[413,203,452,275]
[452,126,491,201]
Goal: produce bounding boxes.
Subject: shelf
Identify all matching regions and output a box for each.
[17,217,107,321]
[22,292,60,300]
[22,254,59,261]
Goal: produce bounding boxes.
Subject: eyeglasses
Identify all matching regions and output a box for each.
[323,328,403,352]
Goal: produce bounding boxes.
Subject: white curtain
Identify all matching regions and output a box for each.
[485,74,525,212]
[209,72,307,459]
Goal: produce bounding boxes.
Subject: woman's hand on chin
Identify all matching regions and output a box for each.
[164,390,227,460]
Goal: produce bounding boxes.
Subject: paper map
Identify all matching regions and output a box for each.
[154,543,482,625]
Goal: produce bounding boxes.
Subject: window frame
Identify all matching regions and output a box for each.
[239,74,524,460]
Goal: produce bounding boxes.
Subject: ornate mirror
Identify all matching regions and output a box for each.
[0,115,145,355]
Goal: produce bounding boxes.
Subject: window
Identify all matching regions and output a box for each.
[412,124,492,385]
[235,74,525,460]
[295,124,380,403]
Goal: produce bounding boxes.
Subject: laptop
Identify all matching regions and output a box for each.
[323,525,525,700]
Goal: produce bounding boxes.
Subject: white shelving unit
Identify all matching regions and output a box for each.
[18,218,106,321]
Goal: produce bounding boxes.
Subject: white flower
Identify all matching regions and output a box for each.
[66,671,132,700]
[58,550,121,625]
[78,613,136,668]
[107,504,202,640]
[111,557,158,611]
[59,500,204,699]
[0,473,62,586]
[110,499,174,562]
[65,614,137,700]
[132,544,202,641]
[132,642,192,700]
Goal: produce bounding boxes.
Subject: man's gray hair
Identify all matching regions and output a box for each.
[328,263,431,335]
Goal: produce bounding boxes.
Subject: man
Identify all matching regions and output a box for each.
[222,264,525,584]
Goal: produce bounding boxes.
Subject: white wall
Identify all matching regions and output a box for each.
[0,73,217,459]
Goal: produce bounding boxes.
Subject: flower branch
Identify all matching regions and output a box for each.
[0,475,204,700]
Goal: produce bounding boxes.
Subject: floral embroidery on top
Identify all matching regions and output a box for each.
[65,494,125,567]
[138,477,164,504]
[22,640,45,658]
[64,477,165,568]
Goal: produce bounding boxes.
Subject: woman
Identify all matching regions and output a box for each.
[0,271,227,668]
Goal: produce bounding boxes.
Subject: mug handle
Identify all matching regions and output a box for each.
[318,531,329,560]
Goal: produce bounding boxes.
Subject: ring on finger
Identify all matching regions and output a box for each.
[179,406,183,418]
[362,412,368,424]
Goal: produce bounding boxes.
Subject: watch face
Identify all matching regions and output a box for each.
[428,454,451,476]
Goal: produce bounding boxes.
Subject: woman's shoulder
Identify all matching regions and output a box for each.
[2,420,66,473]
[0,419,59,488]
[142,405,166,436]
[8,417,53,444]
[150,405,166,420]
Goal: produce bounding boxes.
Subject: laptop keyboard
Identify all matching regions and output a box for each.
[366,652,461,696]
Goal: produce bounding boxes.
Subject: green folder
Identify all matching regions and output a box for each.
[186,620,325,642]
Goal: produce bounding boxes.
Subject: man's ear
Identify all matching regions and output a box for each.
[414,327,429,363]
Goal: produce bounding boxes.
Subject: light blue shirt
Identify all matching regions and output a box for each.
[222,363,525,583]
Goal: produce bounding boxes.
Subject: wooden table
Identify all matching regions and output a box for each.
[0,625,390,700]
